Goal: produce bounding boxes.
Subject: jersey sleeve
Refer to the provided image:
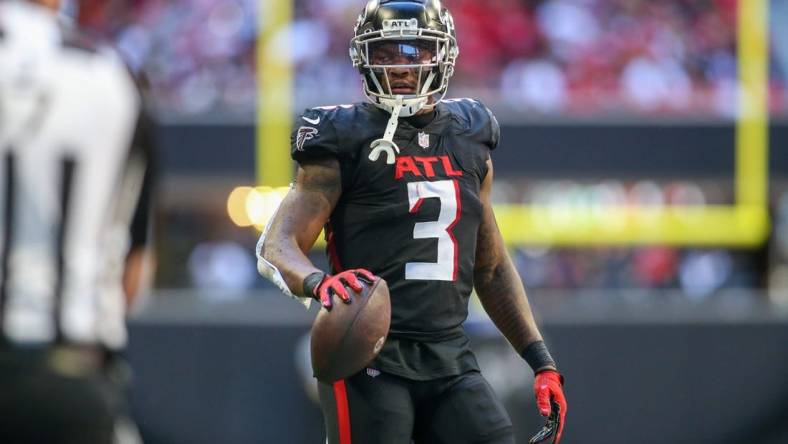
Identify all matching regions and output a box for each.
[471,100,500,151]
[290,108,341,163]
[443,98,500,150]
[483,104,501,150]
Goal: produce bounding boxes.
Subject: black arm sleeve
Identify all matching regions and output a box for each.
[129,107,155,249]
[484,105,501,150]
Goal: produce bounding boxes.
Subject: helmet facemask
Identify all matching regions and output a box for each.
[350,19,458,117]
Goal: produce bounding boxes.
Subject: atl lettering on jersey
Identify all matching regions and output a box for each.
[394,155,463,180]
[281,98,499,379]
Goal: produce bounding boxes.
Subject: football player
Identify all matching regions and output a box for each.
[257,1,567,442]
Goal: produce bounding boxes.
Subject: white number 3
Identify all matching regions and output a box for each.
[406,180,461,281]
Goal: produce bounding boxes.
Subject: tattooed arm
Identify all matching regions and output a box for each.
[473,158,555,372]
[259,157,342,297]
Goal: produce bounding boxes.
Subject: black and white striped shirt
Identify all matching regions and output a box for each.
[0,0,154,350]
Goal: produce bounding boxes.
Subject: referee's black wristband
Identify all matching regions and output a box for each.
[303,272,326,299]
[520,340,556,373]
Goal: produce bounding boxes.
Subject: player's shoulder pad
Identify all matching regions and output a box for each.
[291,103,373,162]
[441,98,500,150]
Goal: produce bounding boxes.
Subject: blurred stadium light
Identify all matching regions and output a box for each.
[227,185,291,230]
[227,186,254,226]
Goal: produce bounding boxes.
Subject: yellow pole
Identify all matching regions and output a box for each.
[736,0,769,208]
[257,0,293,187]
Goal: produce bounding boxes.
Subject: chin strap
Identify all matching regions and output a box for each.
[369,95,404,165]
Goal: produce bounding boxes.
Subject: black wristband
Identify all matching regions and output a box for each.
[303,272,326,299]
[520,340,556,373]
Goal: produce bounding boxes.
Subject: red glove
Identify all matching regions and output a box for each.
[312,269,376,309]
[534,370,567,443]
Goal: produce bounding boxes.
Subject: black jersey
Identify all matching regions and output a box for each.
[292,99,499,379]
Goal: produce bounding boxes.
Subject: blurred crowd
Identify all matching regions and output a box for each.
[166,178,771,297]
[79,0,258,113]
[455,0,750,115]
[513,247,761,296]
[68,0,784,296]
[79,0,787,116]
[177,240,759,297]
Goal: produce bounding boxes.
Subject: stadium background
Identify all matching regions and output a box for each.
[72,0,788,442]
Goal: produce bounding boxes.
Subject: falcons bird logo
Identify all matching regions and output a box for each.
[296,126,319,151]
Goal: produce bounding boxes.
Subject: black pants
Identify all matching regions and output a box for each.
[0,347,139,444]
[319,369,514,444]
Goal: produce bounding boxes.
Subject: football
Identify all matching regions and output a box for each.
[310,277,391,382]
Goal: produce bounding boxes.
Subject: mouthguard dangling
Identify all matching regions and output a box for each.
[369,95,404,165]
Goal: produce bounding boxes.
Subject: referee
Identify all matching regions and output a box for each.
[0,0,155,443]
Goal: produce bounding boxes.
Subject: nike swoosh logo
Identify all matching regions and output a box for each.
[302,116,320,125]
